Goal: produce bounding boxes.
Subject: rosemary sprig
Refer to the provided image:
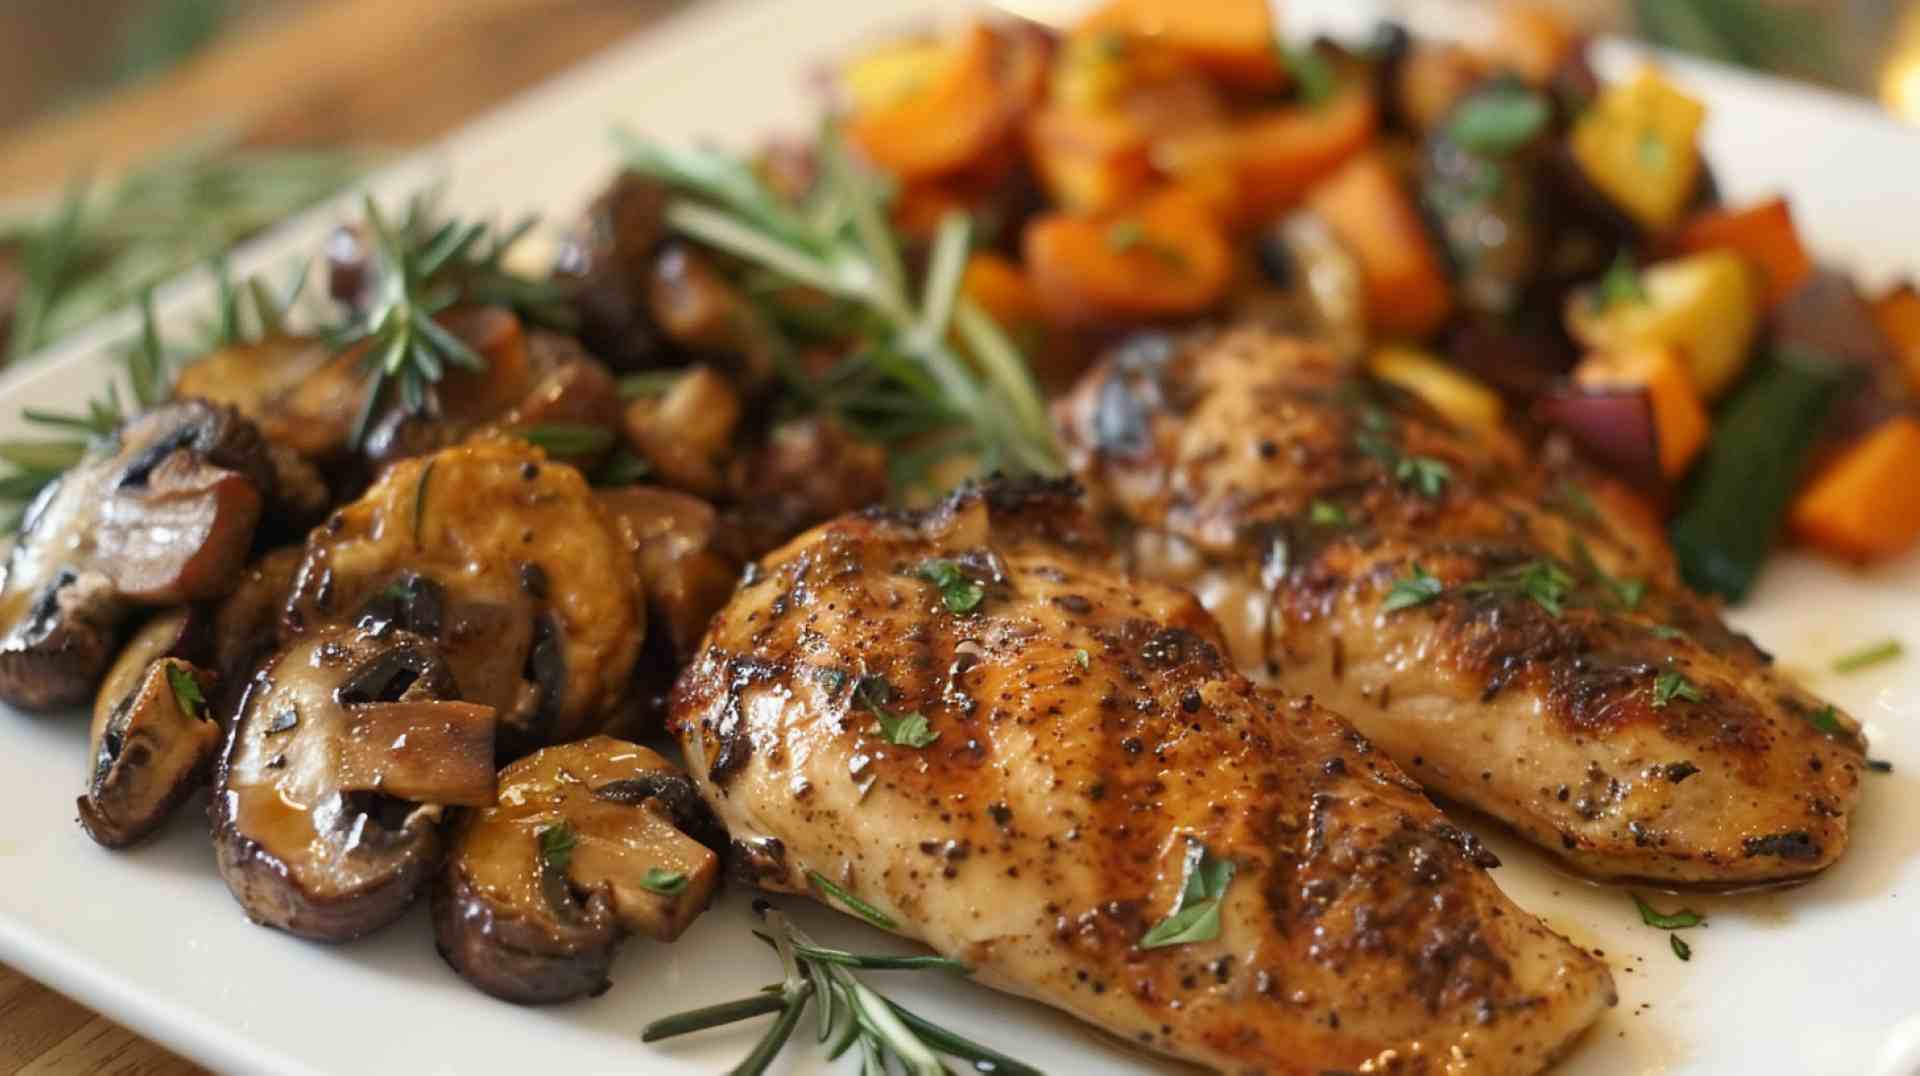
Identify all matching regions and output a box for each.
[614,128,1061,486]
[2,138,362,364]
[642,906,1037,1076]
[327,194,573,447]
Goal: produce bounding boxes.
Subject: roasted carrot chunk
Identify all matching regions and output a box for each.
[1488,3,1577,86]
[1306,151,1453,338]
[1026,105,1157,214]
[1024,187,1230,327]
[1575,346,1711,479]
[1674,198,1813,307]
[1789,415,1920,563]
[1227,87,1378,221]
[846,25,1016,181]
[1087,0,1284,89]
[1870,285,1920,397]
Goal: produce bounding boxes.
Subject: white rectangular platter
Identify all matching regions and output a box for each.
[0,1,1916,1073]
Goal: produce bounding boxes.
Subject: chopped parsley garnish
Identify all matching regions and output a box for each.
[1651,670,1703,708]
[1308,499,1351,527]
[1395,455,1452,497]
[1073,648,1091,671]
[164,664,206,722]
[1139,839,1235,950]
[1594,250,1648,311]
[1832,638,1903,674]
[1351,409,1449,497]
[1806,704,1845,736]
[857,676,938,748]
[538,823,577,872]
[1633,892,1703,930]
[807,869,898,931]
[1461,559,1576,617]
[1670,934,1692,961]
[1547,480,1602,527]
[1447,83,1550,155]
[913,558,984,614]
[1649,624,1685,640]
[1382,563,1444,612]
[641,868,689,896]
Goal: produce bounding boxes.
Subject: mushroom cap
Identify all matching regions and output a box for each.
[434,736,720,1004]
[212,624,498,942]
[0,400,273,711]
[285,437,643,755]
[77,611,220,849]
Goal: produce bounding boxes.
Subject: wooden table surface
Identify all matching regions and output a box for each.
[0,1,678,1071]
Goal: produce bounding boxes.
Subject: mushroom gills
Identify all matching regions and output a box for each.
[78,611,220,849]
[213,625,499,942]
[434,736,720,1004]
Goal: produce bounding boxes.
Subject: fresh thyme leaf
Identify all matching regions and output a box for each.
[1280,43,1336,106]
[164,664,206,722]
[1308,499,1351,527]
[1395,454,1452,497]
[1383,563,1444,612]
[1670,933,1692,961]
[857,675,938,748]
[641,868,689,895]
[537,822,577,872]
[1832,638,1903,674]
[807,870,898,931]
[1139,839,1235,949]
[1462,560,1575,617]
[1805,704,1845,736]
[1594,250,1648,311]
[1651,670,1703,708]
[512,423,615,457]
[913,558,984,614]
[1447,83,1551,155]
[592,447,650,486]
[1633,892,1703,930]
[1568,534,1645,610]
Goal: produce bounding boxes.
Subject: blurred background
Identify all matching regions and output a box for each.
[4,0,1920,369]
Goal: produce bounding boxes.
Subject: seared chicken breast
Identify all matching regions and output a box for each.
[1058,327,1866,885]
[672,480,1613,1074]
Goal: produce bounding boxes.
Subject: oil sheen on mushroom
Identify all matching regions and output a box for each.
[78,611,219,849]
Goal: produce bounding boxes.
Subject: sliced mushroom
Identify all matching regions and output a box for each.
[595,486,741,724]
[434,736,720,1004]
[558,172,672,372]
[213,624,497,942]
[619,365,741,498]
[77,611,219,848]
[0,401,272,711]
[285,437,643,754]
[172,335,346,462]
[208,546,306,689]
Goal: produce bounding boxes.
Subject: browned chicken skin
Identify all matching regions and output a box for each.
[672,481,1613,1074]
[1058,327,1866,885]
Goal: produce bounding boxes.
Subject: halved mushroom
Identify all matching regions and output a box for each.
[212,624,498,942]
[285,437,643,755]
[208,546,305,689]
[77,611,219,848]
[434,736,721,1004]
[0,400,273,711]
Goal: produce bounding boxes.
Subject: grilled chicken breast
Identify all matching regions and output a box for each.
[1058,327,1867,885]
[672,481,1613,1074]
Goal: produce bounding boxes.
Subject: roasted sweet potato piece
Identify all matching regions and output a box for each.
[846,24,1031,182]
[1871,285,1920,396]
[1221,87,1379,221]
[1025,186,1231,327]
[1673,198,1813,307]
[1085,0,1284,89]
[1306,151,1453,338]
[1789,415,1920,563]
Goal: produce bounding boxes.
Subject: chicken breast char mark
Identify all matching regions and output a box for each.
[671,479,1614,1075]
[1058,327,1866,886]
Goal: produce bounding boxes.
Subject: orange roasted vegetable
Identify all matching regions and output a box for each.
[1789,415,1920,562]
[1024,187,1230,327]
[846,24,1033,182]
[1305,151,1453,338]
[1574,346,1710,479]
[1489,3,1577,86]
[1086,0,1284,89]
[1026,105,1157,214]
[1223,86,1379,221]
[1674,198,1813,307]
[1569,67,1706,234]
[1870,285,1920,396]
